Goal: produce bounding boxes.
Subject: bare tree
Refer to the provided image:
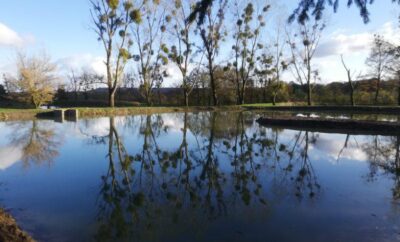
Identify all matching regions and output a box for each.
[385,40,400,105]
[366,34,392,104]
[269,18,289,105]
[68,69,81,101]
[287,19,325,105]
[67,69,104,101]
[198,0,228,106]
[90,0,136,107]
[340,55,356,106]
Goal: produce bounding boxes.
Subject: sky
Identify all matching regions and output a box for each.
[0,0,399,86]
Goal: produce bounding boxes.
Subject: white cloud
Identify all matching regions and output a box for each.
[162,115,184,132]
[57,53,106,76]
[379,21,400,45]
[315,32,372,58]
[0,22,34,48]
[164,63,183,87]
[0,145,22,170]
[309,21,400,83]
[76,117,127,137]
[315,21,399,59]
[311,135,368,162]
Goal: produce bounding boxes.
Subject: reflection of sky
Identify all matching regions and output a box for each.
[311,134,368,163]
[0,122,21,170]
[0,145,22,170]
[0,112,399,241]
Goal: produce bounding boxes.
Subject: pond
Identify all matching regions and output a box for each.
[0,111,400,242]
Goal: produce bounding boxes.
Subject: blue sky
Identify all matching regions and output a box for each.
[0,0,399,85]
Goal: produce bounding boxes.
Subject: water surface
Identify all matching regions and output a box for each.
[0,111,400,242]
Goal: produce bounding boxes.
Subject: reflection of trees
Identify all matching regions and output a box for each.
[227,112,267,205]
[254,129,320,200]
[9,120,60,168]
[93,112,325,241]
[363,135,400,200]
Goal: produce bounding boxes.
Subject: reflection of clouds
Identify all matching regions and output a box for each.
[77,117,127,137]
[162,115,183,132]
[83,118,110,137]
[311,136,368,162]
[0,145,22,170]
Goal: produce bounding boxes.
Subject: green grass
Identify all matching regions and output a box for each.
[241,102,301,107]
[0,108,43,113]
[242,103,275,107]
[1,103,400,121]
[0,105,244,121]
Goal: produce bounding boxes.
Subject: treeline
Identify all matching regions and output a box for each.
[1,0,400,108]
[46,78,398,107]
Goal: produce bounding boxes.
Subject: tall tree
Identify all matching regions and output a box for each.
[365,34,391,104]
[385,39,400,105]
[167,0,198,106]
[229,2,269,105]
[68,69,104,101]
[198,0,228,106]
[340,54,356,106]
[269,19,289,105]
[67,69,81,101]
[130,0,169,105]
[255,52,274,103]
[287,20,325,105]
[90,0,136,107]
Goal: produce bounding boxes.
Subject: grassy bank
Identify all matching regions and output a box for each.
[0,209,35,242]
[0,106,245,121]
[1,103,400,121]
[76,106,243,118]
[0,109,46,121]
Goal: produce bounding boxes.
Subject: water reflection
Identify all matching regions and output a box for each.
[0,120,61,169]
[78,112,400,241]
[1,112,400,241]
[362,135,400,199]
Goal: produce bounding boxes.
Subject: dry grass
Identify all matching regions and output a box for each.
[0,209,35,242]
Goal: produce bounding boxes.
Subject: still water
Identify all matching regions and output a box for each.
[0,111,400,242]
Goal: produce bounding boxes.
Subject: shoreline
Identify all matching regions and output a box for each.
[0,106,244,121]
[256,116,400,136]
[0,105,399,121]
[0,208,35,242]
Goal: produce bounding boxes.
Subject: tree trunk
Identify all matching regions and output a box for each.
[109,90,115,108]
[208,62,218,106]
[350,87,355,106]
[398,85,400,106]
[210,76,218,106]
[184,89,189,107]
[240,85,245,105]
[146,94,151,106]
[398,74,400,106]
[375,79,381,104]
[263,86,267,103]
[272,94,277,106]
[307,82,312,106]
